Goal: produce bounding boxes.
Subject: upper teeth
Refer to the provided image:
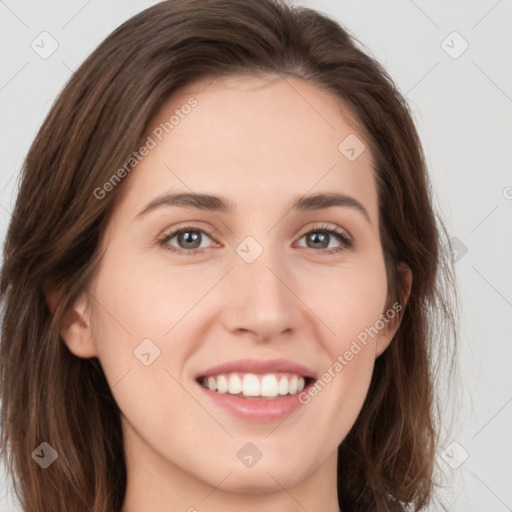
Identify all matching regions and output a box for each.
[201,373,306,397]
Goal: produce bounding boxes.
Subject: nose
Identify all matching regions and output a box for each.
[220,245,304,342]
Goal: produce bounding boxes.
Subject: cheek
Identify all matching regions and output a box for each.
[307,260,388,354]
[86,255,186,390]
[89,248,194,340]
[326,347,375,444]
[311,259,387,435]
[87,262,193,432]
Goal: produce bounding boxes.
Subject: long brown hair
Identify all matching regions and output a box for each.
[0,0,458,510]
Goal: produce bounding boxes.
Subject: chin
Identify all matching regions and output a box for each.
[200,451,315,494]
[208,467,304,494]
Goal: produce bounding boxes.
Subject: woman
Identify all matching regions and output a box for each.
[0,0,458,510]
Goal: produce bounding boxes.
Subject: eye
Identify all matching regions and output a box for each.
[157,223,353,256]
[157,225,217,256]
[295,223,353,254]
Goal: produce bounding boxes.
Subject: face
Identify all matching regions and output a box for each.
[60,74,405,504]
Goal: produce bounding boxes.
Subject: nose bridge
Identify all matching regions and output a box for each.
[237,235,290,307]
[222,234,299,340]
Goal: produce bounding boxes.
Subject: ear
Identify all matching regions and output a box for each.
[44,279,98,359]
[375,264,413,358]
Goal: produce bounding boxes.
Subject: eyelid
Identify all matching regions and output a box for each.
[292,221,353,244]
[158,222,217,242]
[157,222,353,256]
[293,223,353,253]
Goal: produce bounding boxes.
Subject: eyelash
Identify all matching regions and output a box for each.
[157,223,353,257]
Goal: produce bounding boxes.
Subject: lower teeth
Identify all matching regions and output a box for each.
[202,385,303,399]
[223,393,283,400]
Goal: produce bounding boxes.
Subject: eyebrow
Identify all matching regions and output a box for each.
[134,191,371,224]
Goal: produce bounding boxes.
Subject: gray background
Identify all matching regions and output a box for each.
[1,0,511,510]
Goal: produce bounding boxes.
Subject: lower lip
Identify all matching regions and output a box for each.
[197,381,312,422]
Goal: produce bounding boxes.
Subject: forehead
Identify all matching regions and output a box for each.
[113,74,378,222]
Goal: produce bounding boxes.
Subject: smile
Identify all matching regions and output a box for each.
[198,372,310,399]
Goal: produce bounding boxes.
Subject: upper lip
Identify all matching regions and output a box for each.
[197,358,317,380]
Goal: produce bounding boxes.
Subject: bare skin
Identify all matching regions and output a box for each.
[55,74,411,512]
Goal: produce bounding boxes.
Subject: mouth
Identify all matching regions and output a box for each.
[196,372,315,400]
[194,358,318,421]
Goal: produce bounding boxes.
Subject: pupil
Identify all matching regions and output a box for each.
[180,231,200,249]
[309,232,328,249]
